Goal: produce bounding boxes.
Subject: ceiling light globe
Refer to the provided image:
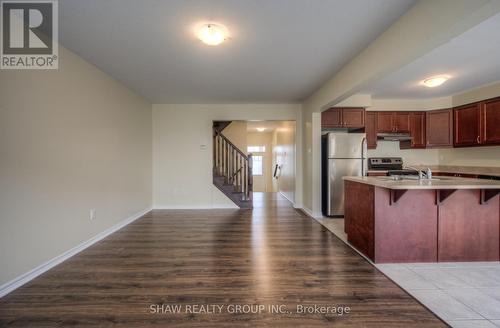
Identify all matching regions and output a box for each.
[197,24,227,46]
[423,76,449,88]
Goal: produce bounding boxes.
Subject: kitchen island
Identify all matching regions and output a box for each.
[343,176,500,263]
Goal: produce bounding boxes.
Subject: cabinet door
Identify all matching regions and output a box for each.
[376,112,394,132]
[454,103,481,147]
[365,112,377,149]
[409,112,426,148]
[393,112,410,132]
[482,97,500,145]
[426,109,453,148]
[321,108,342,127]
[342,108,365,128]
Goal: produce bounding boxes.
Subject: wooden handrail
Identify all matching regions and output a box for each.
[213,128,253,203]
[214,130,249,160]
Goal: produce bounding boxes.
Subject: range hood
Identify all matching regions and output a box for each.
[377,133,412,141]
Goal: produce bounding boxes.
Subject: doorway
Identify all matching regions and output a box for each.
[246,121,296,201]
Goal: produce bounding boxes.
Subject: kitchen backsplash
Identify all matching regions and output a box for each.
[367,141,500,167]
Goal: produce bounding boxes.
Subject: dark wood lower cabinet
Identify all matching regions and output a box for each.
[374,187,438,263]
[345,180,500,263]
[344,181,375,260]
[438,189,499,261]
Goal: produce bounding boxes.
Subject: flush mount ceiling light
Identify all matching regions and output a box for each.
[256,127,266,132]
[196,23,228,46]
[422,75,450,88]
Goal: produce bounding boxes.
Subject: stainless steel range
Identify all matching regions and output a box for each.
[368,157,403,171]
[368,157,421,176]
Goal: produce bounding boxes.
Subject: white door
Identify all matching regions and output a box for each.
[251,153,266,192]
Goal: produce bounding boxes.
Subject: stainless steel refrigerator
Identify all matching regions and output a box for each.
[322,132,367,217]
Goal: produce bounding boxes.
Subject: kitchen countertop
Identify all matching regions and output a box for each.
[367,168,500,177]
[343,176,500,190]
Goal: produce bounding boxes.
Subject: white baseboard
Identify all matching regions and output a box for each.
[153,205,237,209]
[298,206,324,219]
[0,207,152,298]
[278,191,295,205]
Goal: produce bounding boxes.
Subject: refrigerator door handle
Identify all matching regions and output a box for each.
[361,137,367,176]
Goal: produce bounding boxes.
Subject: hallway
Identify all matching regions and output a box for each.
[0,193,444,327]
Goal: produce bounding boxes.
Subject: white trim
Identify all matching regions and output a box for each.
[0,207,152,298]
[278,191,295,205]
[153,205,237,209]
[298,206,324,219]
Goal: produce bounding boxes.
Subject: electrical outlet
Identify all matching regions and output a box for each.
[90,209,96,220]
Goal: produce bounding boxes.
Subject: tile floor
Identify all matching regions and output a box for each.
[315,217,500,328]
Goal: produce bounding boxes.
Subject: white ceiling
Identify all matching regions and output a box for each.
[247,120,288,133]
[59,0,415,103]
[363,12,500,99]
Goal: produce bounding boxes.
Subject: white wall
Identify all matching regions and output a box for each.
[453,80,500,106]
[369,97,452,111]
[274,121,296,202]
[368,142,440,166]
[223,121,247,152]
[438,147,500,167]
[153,104,300,209]
[0,46,152,286]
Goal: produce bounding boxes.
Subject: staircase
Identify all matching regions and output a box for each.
[213,122,253,209]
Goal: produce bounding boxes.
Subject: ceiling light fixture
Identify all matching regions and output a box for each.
[197,23,228,46]
[256,128,265,132]
[422,75,450,88]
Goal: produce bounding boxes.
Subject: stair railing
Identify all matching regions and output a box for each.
[213,130,253,201]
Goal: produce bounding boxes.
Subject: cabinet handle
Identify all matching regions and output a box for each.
[477,136,480,143]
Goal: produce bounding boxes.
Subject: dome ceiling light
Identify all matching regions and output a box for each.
[197,23,228,46]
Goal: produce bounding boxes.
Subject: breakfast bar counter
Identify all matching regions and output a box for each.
[343,176,500,263]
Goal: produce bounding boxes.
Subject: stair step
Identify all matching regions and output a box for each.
[213,176,252,209]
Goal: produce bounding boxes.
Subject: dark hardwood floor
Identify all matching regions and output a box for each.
[0,193,446,327]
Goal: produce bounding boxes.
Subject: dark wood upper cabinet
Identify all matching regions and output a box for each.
[376,112,410,133]
[321,108,342,127]
[393,112,410,133]
[454,103,481,147]
[481,97,500,145]
[342,108,365,128]
[321,108,365,129]
[426,109,453,148]
[409,112,426,148]
[376,112,394,133]
[365,112,377,149]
